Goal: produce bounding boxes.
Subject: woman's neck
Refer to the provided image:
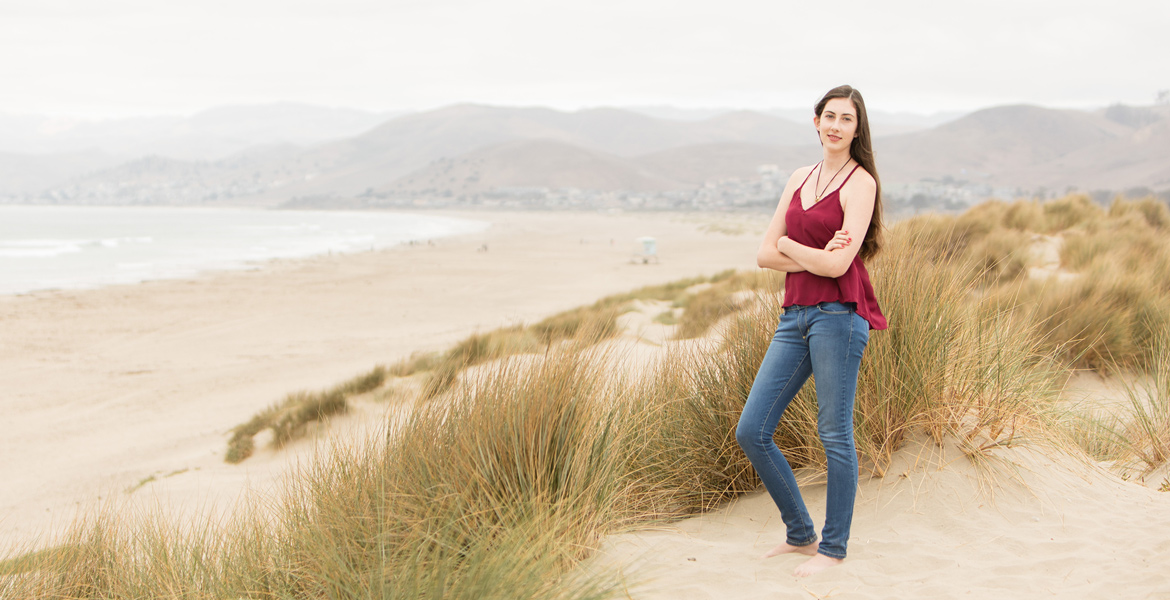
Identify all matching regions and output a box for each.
[821,149,852,173]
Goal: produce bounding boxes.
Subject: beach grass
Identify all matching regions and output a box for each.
[671,285,747,340]
[652,309,679,325]
[8,195,1170,597]
[903,195,1170,371]
[386,350,442,377]
[1117,326,1170,470]
[410,270,763,399]
[225,365,387,463]
[1054,326,1170,475]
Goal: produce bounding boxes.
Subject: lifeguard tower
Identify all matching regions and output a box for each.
[631,236,658,264]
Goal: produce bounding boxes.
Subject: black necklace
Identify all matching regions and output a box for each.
[814,160,851,201]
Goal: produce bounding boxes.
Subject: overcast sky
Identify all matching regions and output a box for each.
[1,0,1165,119]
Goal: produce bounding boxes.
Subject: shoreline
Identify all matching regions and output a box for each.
[0,205,492,297]
[0,209,762,547]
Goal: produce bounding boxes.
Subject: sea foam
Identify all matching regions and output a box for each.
[0,206,488,294]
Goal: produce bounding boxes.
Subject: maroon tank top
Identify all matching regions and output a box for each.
[783,165,887,330]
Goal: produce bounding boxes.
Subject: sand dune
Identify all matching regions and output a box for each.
[2,208,1168,599]
[587,436,1170,599]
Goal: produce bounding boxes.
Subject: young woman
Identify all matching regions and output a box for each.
[735,85,887,577]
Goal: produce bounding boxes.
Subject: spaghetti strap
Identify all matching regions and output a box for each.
[839,164,862,186]
[816,164,862,200]
[798,163,820,189]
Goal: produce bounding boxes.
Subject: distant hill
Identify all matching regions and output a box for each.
[0,150,120,195]
[220,104,812,200]
[632,142,821,185]
[40,145,309,205]
[8,102,1169,207]
[1004,106,1170,190]
[626,106,967,137]
[878,104,1170,190]
[384,139,688,195]
[878,105,1126,181]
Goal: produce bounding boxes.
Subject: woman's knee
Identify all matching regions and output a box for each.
[816,411,856,461]
[818,427,854,453]
[735,418,763,454]
[734,419,753,450]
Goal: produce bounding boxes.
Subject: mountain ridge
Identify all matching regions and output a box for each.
[5,102,1168,207]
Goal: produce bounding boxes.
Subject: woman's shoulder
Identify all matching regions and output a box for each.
[844,165,877,194]
[849,165,876,186]
[785,164,818,186]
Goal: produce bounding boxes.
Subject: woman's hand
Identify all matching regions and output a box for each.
[824,230,852,252]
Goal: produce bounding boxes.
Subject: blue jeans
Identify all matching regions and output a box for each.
[735,301,869,559]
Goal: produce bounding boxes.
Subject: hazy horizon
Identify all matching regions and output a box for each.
[0,98,1127,125]
[1,0,1164,120]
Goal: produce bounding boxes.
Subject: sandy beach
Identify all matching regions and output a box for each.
[0,209,760,547]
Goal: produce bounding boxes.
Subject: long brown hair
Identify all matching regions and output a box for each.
[815,85,883,261]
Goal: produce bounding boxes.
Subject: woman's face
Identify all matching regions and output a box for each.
[814,97,859,152]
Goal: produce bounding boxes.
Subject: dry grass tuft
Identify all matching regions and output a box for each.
[1109,195,1170,229]
[903,196,1170,371]
[1055,326,1170,476]
[1118,327,1170,470]
[387,350,442,377]
[225,365,386,463]
[1041,194,1104,232]
[411,270,768,399]
[672,287,747,340]
[855,224,1061,472]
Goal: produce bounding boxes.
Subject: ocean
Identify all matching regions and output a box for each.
[0,206,488,295]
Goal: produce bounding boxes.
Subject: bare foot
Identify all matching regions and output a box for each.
[793,553,843,577]
[762,541,819,559]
